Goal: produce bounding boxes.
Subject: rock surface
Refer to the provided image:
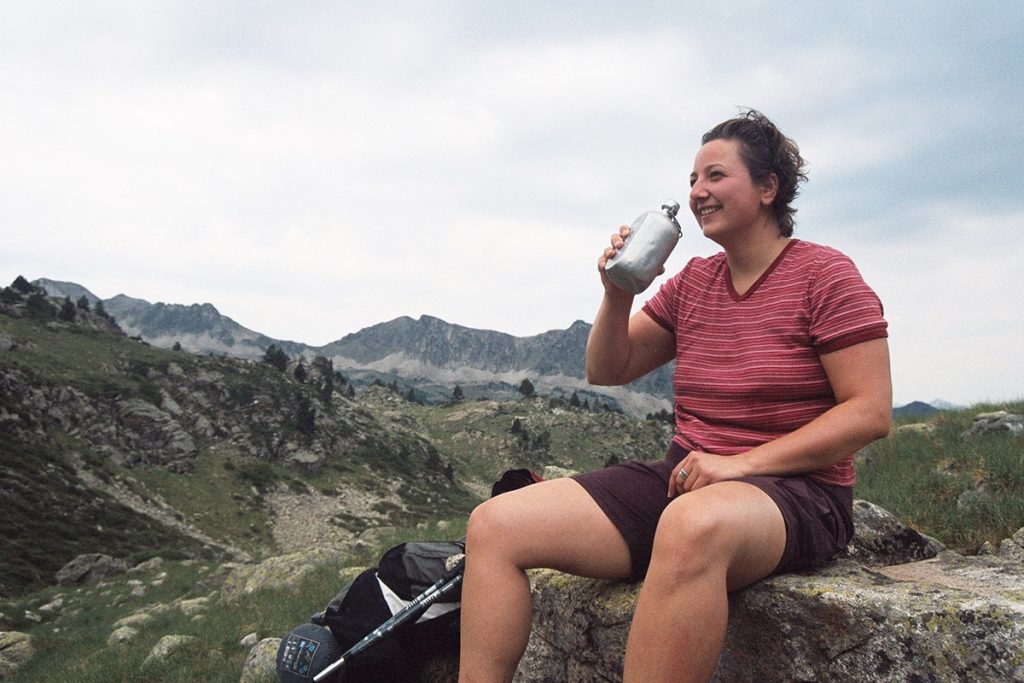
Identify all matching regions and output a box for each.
[515,504,1024,682]
[238,637,280,683]
[963,410,1024,436]
[55,553,129,587]
[0,631,34,679]
[219,548,343,604]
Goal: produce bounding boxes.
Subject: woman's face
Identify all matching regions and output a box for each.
[688,138,774,244]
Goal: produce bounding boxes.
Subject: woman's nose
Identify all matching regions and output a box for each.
[689,180,705,201]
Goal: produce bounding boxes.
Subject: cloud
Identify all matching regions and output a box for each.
[1,1,1022,405]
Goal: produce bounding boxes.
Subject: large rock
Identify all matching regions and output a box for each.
[0,631,34,679]
[55,553,129,586]
[239,637,280,683]
[142,634,198,668]
[842,499,945,565]
[515,503,1024,682]
[219,548,343,604]
[963,411,1024,437]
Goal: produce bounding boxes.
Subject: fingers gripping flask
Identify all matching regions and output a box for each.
[604,201,682,294]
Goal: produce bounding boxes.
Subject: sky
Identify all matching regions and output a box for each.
[2,1,1022,408]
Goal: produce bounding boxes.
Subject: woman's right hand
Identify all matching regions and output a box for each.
[598,225,632,293]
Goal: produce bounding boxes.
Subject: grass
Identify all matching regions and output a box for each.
[854,400,1024,553]
[2,518,468,682]
[132,448,279,555]
[0,437,215,597]
[4,559,340,682]
[0,315,177,400]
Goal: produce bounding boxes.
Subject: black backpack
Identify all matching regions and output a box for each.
[282,540,465,682]
[277,469,540,682]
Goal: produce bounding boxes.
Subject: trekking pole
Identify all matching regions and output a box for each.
[313,558,465,682]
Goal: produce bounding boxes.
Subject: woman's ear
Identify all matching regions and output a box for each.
[760,172,779,206]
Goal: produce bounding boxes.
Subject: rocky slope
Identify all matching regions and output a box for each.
[1,281,675,599]
[0,284,475,598]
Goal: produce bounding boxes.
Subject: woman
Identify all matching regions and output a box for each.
[458,110,892,682]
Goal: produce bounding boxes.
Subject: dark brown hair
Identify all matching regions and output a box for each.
[702,109,808,237]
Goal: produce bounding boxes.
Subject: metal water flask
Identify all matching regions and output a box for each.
[604,201,682,294]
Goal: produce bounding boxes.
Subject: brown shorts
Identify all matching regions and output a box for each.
[572,442,854,582]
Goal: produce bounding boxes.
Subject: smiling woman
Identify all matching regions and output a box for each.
[457,109,893,682]
[695,110,808,239]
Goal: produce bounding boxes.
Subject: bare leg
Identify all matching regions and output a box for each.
[623,482,786,682]
[458,478,632,683]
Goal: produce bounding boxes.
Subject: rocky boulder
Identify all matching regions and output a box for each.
[0,631,34,679]
[239,637,280,683]
[515,502,1024,682]
[218,548,344,604]
[963,410,1024,437]
[55,553,129,587]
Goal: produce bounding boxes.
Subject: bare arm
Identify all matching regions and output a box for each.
[586,226,675,386]
[671,337,892,494]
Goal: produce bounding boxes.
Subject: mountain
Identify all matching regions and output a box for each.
[33,278,674,417]
[892,401,941,419]
[321,315,674,416]
[929,398,963,411]
[33,279,308,360]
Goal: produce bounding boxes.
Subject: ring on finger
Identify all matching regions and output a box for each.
[677,467,689,480]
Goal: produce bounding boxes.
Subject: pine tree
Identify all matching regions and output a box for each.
[93,299,111,321]
[58,296,76,322]
[294,393,315,439]
[518,378,535,398]
[26,292,55,319]
[263,344,289,371]
[11,276,34,294]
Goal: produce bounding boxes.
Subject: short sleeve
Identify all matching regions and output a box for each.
[641,265,683,333]
[808,252,888,354]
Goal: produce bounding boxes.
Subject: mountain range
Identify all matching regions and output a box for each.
[34,278,675,417]
[30,278,951,417]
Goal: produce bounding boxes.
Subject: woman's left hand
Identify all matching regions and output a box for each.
[668,450,750,497]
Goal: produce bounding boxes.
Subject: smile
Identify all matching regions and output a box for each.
[699,206,721,217]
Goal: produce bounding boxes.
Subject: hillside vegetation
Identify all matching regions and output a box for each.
[856,405,1024,553]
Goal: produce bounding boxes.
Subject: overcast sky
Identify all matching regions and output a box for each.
[2,1,1021,408]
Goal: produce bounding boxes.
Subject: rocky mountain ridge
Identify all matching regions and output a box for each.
[33,278,675,417]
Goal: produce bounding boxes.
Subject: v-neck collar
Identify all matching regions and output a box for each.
[725,239,798,302]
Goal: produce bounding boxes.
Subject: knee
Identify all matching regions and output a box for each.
[465,497,516,556]
[649,501,729,577]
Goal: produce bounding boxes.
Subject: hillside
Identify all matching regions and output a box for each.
[0,283,473,596]
[0,282,673,599]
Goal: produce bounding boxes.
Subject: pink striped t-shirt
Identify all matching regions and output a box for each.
[641,239,888,486]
